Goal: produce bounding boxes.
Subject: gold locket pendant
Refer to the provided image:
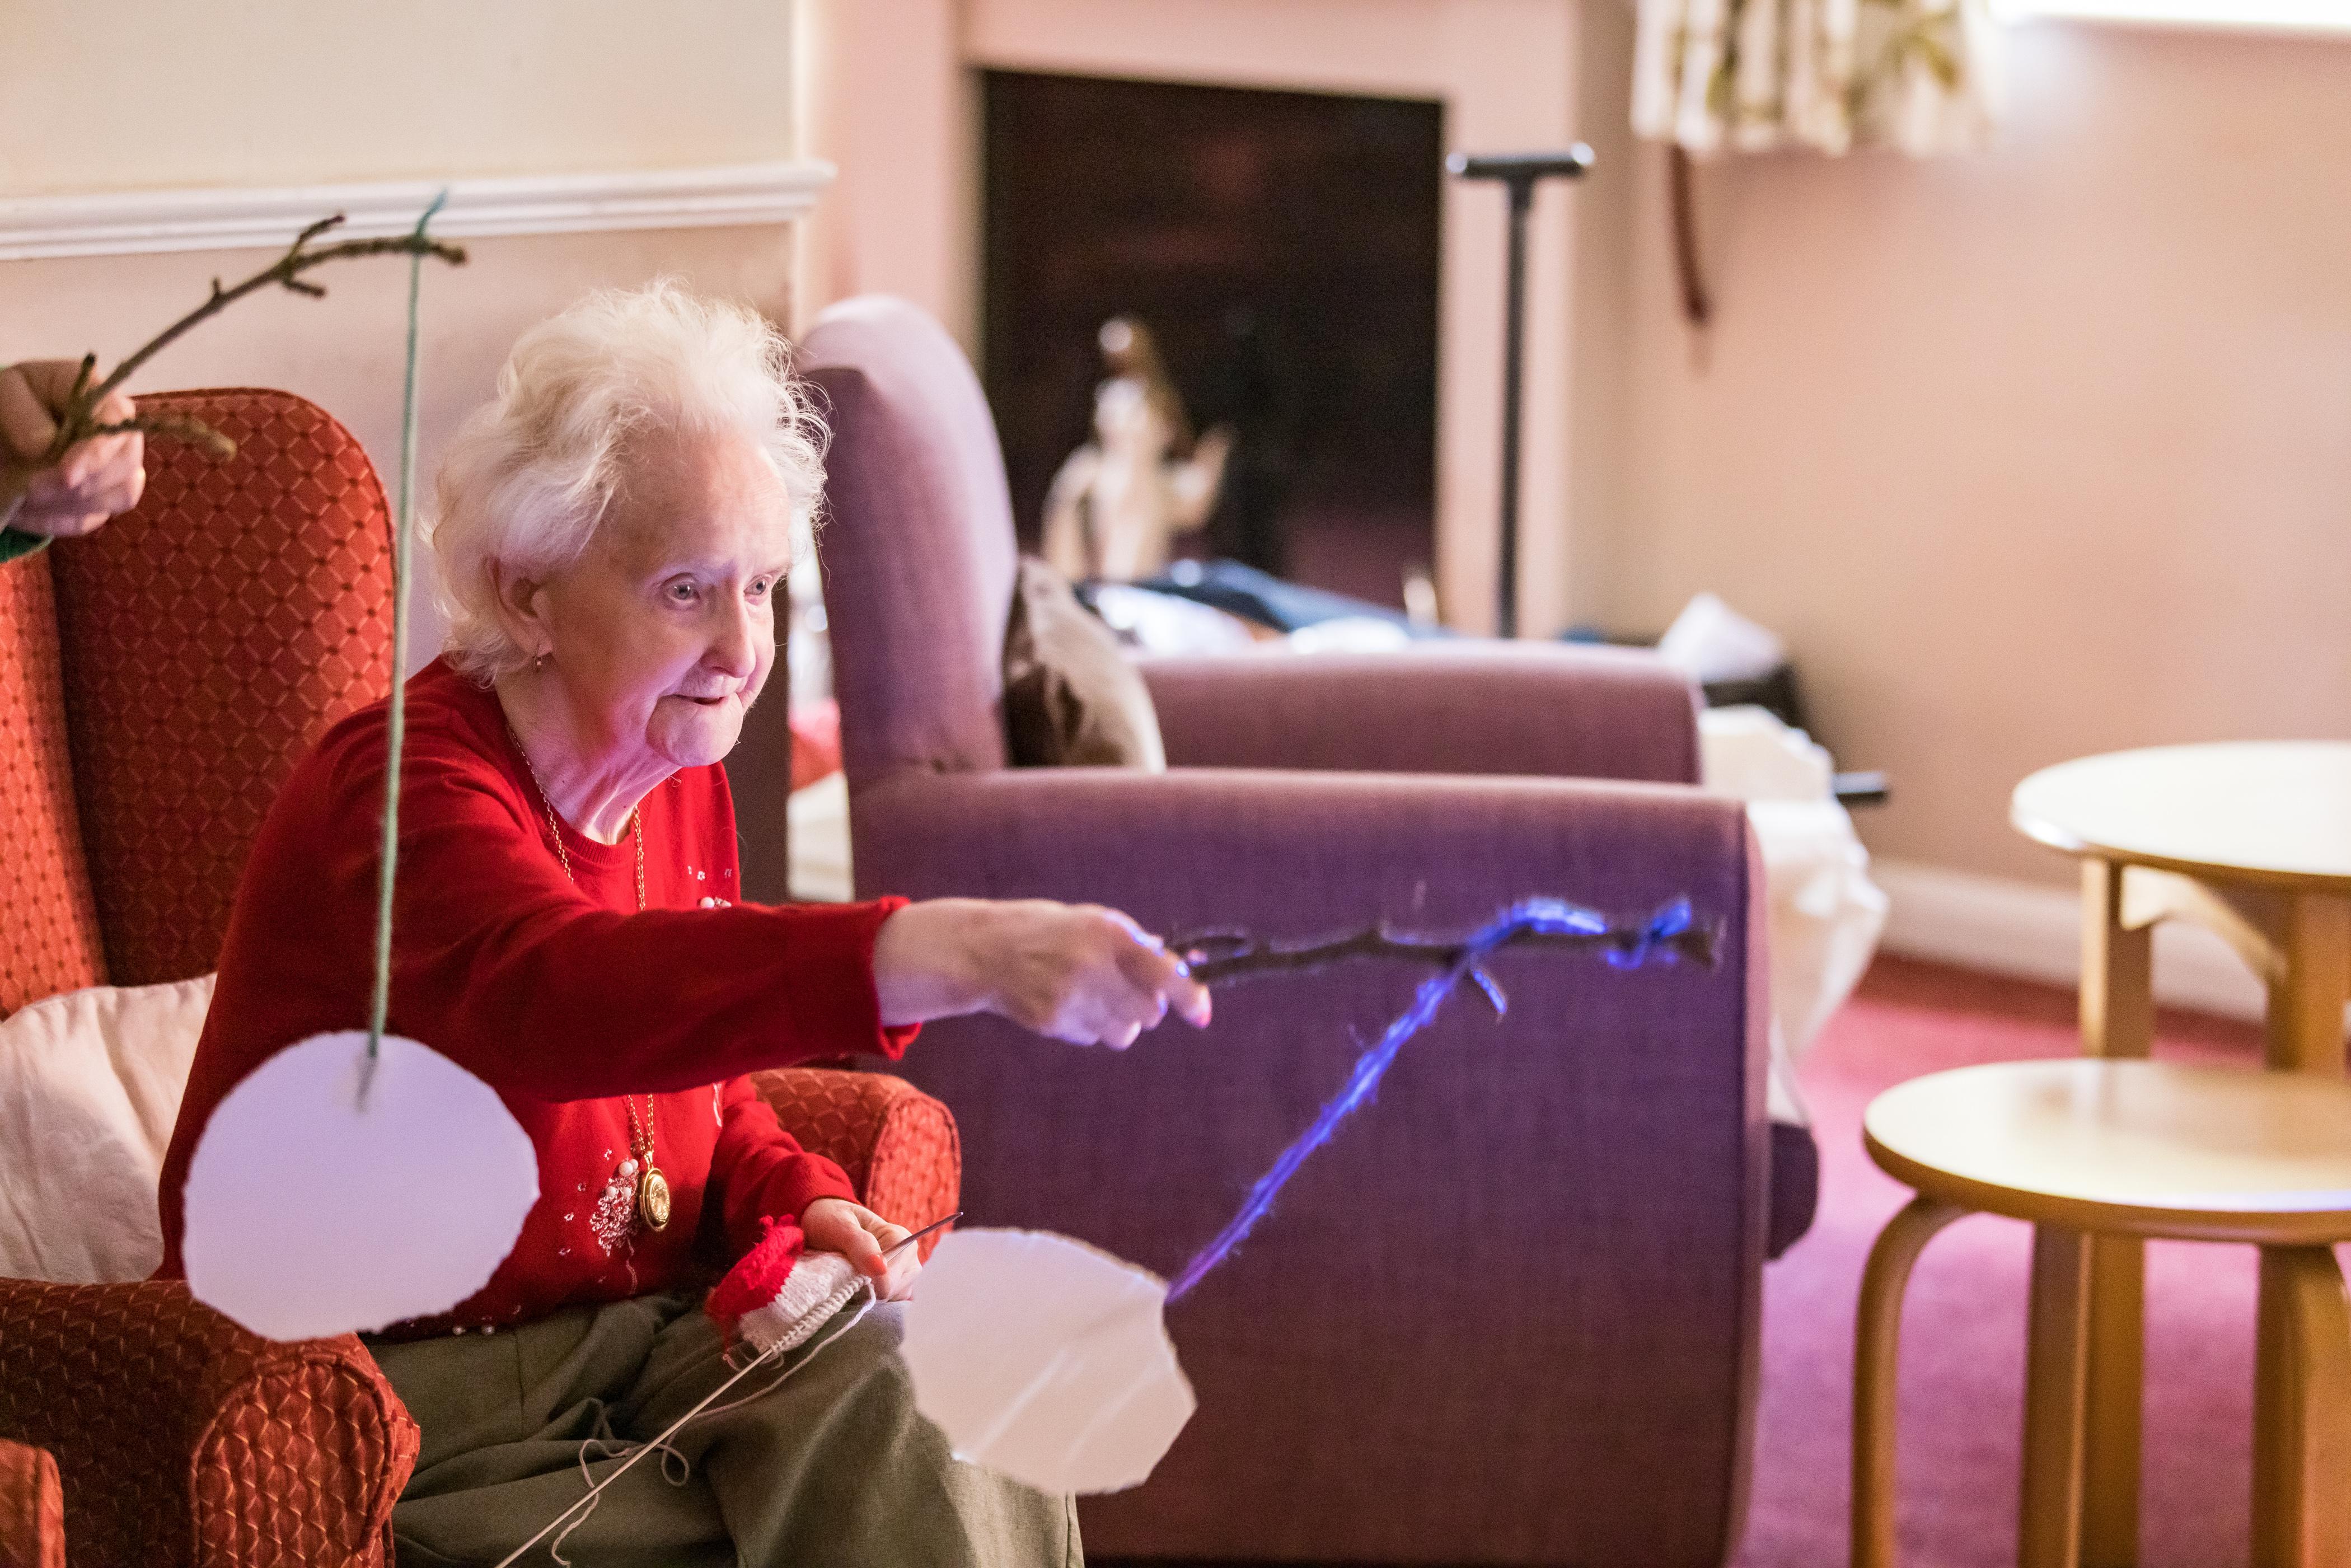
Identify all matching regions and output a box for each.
[636,1163,672,1232]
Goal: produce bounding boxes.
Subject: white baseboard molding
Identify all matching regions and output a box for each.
[1872,858,2272,1022]
[0,161,835,261]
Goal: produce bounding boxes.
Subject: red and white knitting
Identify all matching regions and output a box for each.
[705,1217,870,1354]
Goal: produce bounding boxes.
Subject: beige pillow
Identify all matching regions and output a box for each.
[1003,557,1168,769]
[0,975,212,1284]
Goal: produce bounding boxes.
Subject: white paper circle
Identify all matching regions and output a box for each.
[184,1031,537,1341]
[903,1228,1195,1495]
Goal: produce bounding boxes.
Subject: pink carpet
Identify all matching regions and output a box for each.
[1734,956,2343,1568]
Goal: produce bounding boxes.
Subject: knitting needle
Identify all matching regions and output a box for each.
[882,1210,963,1261]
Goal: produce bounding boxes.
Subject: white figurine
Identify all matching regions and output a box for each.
[1042,318,1232,583]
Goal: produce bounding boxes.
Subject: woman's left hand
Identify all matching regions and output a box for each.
[801,1196,920,1301]
[0,362,146,539]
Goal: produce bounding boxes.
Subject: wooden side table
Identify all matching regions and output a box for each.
[1853,1061,2351,1568]
[2011,741,2351,1566]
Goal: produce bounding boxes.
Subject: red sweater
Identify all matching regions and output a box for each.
[155,658,914,1336]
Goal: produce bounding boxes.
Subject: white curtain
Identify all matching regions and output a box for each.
[1632,0,2000,157]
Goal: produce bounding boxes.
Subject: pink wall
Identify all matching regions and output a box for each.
[1597,18,2351,883]
[792,0,975,344]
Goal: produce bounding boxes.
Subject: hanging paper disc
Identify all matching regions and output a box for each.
[183,1030,536,1341]
[903,1228,1194,1495]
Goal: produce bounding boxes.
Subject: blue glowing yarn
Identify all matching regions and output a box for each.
[1163,896,1690,1302]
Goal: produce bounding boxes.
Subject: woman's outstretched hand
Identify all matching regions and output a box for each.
[873,897,1212,1049]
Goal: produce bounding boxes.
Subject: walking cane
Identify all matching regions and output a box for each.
[1446,147,1593,639]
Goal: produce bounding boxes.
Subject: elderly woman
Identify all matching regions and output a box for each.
[154,282,1207,1567]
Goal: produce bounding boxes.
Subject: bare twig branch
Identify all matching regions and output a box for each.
[88,412,237,459]
[73,218,467,419]
[1175,916,1718,989]
[1,209,468,558]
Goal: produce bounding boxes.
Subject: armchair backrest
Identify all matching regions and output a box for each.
[0,389,394,1012]
[799,297,1018,789]
[0,554,106,1012]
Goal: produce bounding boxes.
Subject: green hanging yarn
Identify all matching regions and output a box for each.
[360,192,447,1096]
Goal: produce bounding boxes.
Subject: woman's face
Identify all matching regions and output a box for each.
[524,425,793,773]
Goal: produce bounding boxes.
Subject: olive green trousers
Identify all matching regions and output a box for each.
[367,1292,1080,1568]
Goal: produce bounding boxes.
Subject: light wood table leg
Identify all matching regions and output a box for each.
[2082,860,2154,1064]
[1853,1197,1966,1568]
[2080,859,2151,1568]
[2080,1237,2142,1568]
[2251,1246,2351,1568]
[2022,1225,2095,1568]
[2264,892,2350,1077]
[2251,896,2351,1567]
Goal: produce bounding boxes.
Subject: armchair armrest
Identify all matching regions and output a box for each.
[1135,643,1702,783]
[0,1439,62,1568]
[851,766,1765,1563]
[752,1068,960,1257]
[0,1278,414,1568]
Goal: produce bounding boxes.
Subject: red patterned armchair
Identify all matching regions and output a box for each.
[0,390,957,1567]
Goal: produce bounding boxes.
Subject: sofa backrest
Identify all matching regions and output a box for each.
[799,297,1019,789]
[0,389,394,1012]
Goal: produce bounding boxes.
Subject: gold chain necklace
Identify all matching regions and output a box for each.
[506,721,671,1233]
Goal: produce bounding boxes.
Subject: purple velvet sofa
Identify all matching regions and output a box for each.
[774,296,1805,1566]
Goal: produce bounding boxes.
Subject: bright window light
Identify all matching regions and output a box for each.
[1994,0,2351,33]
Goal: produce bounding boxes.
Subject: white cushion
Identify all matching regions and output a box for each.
[0,976,211,1284]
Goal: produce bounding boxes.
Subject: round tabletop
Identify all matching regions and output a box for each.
[2011,742,2351,890]
[1864,1059,2351,1245]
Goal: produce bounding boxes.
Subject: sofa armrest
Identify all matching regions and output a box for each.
[752,1068,961,1258]
[1134,643,1703,783]
[0,1278,414,1568]
[0,1438,62,1568]
[851,766,1765,1564]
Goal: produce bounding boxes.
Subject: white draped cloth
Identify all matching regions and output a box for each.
[1698,707,1889,1126]
[1632,0,2001,157]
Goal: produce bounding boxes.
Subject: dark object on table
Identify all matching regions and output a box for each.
[1566,628,1894,809]
[1563,625,1809,726]
[1693,667,1891,806]
[1833,771,1891,807]
[1699,671,1891,807]
[1697,661,1807,732]
[1448,146,1594,638]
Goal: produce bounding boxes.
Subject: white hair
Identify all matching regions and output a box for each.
[427,279,825,682]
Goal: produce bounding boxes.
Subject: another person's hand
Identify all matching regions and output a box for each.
[0,361,146,539]
[872,897,1213,1048]
[800,1196,921,1301]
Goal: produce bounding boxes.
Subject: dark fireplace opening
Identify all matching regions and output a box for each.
[981,70,1442,609]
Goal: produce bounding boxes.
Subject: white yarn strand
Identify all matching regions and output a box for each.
[493,1289,879,1568]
